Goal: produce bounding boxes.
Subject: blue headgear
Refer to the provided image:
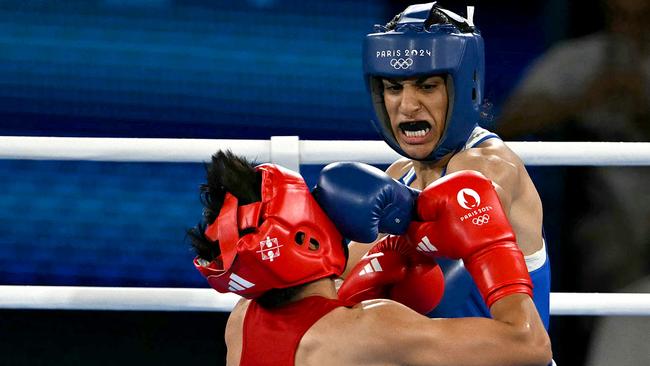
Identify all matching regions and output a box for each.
[363,2,485,162]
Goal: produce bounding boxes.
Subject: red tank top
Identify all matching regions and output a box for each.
[240,296,349,366]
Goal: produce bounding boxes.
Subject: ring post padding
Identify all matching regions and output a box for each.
[270,136,300,172]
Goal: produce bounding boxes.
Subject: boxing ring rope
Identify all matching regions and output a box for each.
[1,136,650,170]
[1,136,649,315]
[1,286,649,315]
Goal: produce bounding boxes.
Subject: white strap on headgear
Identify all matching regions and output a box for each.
[466,6,475,27]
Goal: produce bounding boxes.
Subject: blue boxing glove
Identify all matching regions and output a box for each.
[312,162,419,243]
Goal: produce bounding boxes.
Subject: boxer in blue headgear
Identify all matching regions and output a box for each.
[364,2,485,162]
[322,3,553,337]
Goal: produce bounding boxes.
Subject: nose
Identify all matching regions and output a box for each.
[398,86,421,117]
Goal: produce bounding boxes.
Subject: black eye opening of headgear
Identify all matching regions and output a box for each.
[383,4,475,33]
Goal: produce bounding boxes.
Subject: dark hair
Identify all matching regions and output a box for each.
[186,150,313,308]
[186,150,261,262]
[385,4,474,33]
[425,6,474,32]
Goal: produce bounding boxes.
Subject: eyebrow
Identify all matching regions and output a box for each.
[382,78,401,85]
[382,76,441,85]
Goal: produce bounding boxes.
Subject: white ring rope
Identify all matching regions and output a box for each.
[0,286,240,312]
[1,138,648,316]
[0,286,649,315]
[1,136,650,166]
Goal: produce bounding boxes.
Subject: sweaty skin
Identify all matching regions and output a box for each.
[224,278,551,366]
[226,279,551,366]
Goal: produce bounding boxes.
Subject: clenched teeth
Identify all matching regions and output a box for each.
[404,128,430,137]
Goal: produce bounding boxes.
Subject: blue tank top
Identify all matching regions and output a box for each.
[398,126,551,329]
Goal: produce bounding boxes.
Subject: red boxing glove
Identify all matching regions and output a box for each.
[407,170,532,308]
[338,235,444,314]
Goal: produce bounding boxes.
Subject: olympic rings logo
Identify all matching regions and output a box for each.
[471,214,490,226]
[390,58,413,69]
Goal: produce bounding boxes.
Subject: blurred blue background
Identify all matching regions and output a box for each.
[0,0,571,289]
[0,0,389,288]
[0,1,604,364]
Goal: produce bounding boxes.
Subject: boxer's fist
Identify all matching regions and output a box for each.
[338,235,444,314]
[407,170,532,308]
[313,162,418,243]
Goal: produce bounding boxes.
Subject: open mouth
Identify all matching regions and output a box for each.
[399,121,431,138]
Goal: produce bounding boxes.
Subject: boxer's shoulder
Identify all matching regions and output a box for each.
[386,157,413,180]
[463,138,524,167]
[226,298,249,336]
[455,138,522,166]
[448,141,523,190]
[301,299,418,365]
[225,298,249,364]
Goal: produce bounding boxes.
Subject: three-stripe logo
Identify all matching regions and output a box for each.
[359,257,384,276]
[416,236,438,253]
[228,273,255,292]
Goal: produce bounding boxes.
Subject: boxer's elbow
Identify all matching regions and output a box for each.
[510,319,552,366]
[492,295,552,365]
[536,336,553,366]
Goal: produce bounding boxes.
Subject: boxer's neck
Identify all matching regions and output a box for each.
[293,278,338,301]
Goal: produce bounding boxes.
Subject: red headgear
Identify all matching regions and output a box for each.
[194,164,346,299]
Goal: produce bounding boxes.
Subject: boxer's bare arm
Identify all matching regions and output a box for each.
[314,296,551,366]
[226,283,550,366]
[447,141,544,255]
[447,144,520,212]
[225,298,249,366]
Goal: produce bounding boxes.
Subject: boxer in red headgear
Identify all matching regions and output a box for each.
[192,159,347,301]
[188,150,551,366]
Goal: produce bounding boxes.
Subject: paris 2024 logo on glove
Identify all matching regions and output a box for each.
[457,188,492,226]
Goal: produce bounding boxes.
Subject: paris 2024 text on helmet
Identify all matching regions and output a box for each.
[364,2,485,162]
